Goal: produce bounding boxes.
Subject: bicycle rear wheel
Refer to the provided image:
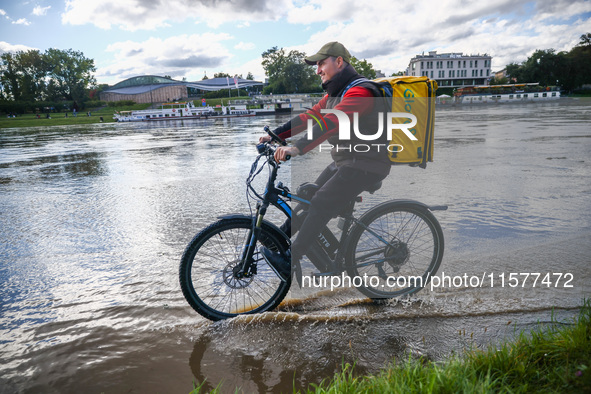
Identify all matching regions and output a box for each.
[179,217,291,321]
[345,201,444,299]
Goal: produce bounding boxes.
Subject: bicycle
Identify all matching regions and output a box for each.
[179,126,446,321]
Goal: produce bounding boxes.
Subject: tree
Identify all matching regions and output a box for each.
[505,62,522,83]
[16,50,49,101]
[0,47,98,111]
[349,56,377,79]
[489,76,508,85]
[579,33,591,47]
[519,49,567,86]
[0,50,50,101]
[246,72,254,80]
[214,72,231,78]
[499,37,591,92]
[261,47,319,94]
[45,48,96,106]
[563,36,591,92]
[0,52,22,100]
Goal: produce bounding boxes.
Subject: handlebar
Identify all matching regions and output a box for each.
[263,125,286,146]
[258,126,291,161]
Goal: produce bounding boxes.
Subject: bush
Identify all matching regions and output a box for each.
[86,100,107,108]
[0,100,74,115]
[107,100,136,107]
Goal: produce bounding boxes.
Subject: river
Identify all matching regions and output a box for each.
[1,99,590,393]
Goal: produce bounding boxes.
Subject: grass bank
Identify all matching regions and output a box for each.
[0,103,151,129]
[0,97,252,130]
[191,302,590,393]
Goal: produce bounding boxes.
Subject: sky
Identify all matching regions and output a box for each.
[0,0,590,86]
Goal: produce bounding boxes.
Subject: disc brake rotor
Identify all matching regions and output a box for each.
[222,260,254,289]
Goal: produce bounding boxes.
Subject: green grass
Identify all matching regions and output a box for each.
[190,301,591,393]
[0,103,152,129]
[0,98,258,129]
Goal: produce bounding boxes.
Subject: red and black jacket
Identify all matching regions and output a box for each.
[274,64,391,176]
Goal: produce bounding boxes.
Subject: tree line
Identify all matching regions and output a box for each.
[493,33,591,93]
[260,46,386,95]
[2,36,590,115]
[0,48,96,111]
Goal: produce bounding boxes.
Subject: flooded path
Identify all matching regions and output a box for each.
[1,100,590,393]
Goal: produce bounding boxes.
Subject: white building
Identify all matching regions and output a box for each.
[406,51,492,88]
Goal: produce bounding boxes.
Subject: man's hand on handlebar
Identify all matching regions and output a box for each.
[274,146,300,162]
[260,125,298,162]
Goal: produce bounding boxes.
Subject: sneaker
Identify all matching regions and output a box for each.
[261,247,291,281]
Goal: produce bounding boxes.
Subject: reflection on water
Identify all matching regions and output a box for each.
[1,101,590,393]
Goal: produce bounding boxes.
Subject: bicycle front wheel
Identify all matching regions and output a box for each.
[345,201,444,299]
[179,217,291,321]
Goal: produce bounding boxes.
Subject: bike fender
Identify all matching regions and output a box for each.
[372,199,447,212]
[217,213,252,221]
[216,214,291,244]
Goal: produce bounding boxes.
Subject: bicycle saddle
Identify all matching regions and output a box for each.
[365,181,382,194]
[295,182,319,199]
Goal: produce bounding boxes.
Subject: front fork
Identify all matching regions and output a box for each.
[235,203,267,279]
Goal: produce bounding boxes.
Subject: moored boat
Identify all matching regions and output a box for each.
[453,83,561,105]
[113,101,255,122]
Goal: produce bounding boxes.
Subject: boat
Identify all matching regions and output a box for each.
[113,101,255,122]
[453,83,561,105]
[251,104,276,116]
[275,98,314,113]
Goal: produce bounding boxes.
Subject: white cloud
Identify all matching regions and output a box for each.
[98,33,234,83]
[0,41,37,54]
[286,0,361,24]
[285,0,591,75]
[12,18,31,26]
[230,56,267,82]
[2,6,34,25]
[57,0,591,83]
[62,0,292,31]
[32,6,51,16]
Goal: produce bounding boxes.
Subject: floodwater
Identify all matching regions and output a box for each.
[1,100,590,393]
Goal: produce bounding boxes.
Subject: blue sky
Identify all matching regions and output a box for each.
[1,0,590,85]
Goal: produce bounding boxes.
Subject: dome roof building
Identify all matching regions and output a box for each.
[100,75,263,103]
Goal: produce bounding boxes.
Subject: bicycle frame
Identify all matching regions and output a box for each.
[180,129,447,320]
[236,139,447,283]
[236,146,359,279]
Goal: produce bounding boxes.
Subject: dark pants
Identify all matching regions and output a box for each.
[290,162,387,261]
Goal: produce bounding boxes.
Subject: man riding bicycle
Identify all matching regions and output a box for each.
[261,41,392,281]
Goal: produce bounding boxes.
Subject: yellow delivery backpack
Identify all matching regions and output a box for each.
[342,76,437,168]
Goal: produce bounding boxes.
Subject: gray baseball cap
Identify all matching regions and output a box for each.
[304,41,351,65]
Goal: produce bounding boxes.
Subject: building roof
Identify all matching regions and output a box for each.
[104,84,178,95]
[105,75,263,93]
[186,77,263,91]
